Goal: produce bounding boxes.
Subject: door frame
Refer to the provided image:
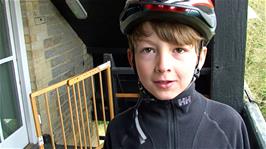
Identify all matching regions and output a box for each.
[0,0,36,146]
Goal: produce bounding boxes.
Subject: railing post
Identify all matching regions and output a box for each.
[30,95,44,149]
[106,62,114,119]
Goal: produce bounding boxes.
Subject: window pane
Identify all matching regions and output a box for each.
[0,62,22,139]
[0,1,11,59]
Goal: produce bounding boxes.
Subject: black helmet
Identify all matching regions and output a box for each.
[120,0,217,43]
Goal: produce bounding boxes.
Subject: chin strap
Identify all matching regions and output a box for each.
[192,41,204,81]
[193,67,200,79]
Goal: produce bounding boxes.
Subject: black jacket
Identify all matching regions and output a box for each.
[104,84,250,149]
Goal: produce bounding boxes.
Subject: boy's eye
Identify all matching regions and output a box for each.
[174,48,185,54]
[142,48,155,54]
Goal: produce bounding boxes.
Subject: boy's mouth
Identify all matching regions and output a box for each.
[153,80,175,89]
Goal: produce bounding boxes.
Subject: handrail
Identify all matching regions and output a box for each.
[115,93,138,98]
[244,82,266,148]
[30,61,114,149]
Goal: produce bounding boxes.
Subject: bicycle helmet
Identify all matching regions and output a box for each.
[120,0,217,43]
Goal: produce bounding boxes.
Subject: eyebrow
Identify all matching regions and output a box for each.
[136,37,156,45]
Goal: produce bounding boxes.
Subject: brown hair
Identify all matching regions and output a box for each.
[128,20,204,53]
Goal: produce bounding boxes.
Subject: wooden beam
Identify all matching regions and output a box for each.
[211,0,248,112]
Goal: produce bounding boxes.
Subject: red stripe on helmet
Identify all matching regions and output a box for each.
[144,4,188,13]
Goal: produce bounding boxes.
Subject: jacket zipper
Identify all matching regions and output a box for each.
[169,101,176,149]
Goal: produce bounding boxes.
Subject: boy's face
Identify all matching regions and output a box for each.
[128,22,207,100]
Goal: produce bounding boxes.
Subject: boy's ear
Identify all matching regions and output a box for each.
[198,47,208,69]
[127,48,134,67]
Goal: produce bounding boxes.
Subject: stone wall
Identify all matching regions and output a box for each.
[20,0,93,146]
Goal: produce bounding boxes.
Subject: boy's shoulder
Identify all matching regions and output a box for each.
[108,106,135,129]
[203,97,245,127]
[194,95,250,149]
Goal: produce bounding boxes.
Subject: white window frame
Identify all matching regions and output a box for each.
[6,0,37,144]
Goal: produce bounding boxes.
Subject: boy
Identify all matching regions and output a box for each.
[104,0,250,148]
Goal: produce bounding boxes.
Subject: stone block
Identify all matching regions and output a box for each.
[43,37,54,49]
[50,55,65,67]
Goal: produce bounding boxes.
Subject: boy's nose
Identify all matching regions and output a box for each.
[155,53,172,73]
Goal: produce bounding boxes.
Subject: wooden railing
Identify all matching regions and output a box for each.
[30,61,114,149]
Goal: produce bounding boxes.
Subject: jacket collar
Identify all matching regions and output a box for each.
[139,83,195,113]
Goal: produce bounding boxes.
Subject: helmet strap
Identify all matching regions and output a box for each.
[192,40,204,80]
